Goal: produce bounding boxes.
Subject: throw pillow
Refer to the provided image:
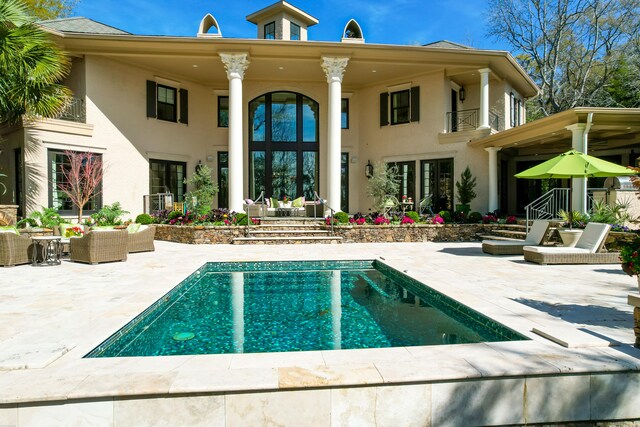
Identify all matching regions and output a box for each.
[244,198,254,205]
[270,197,279,209]
[292,196,304,208]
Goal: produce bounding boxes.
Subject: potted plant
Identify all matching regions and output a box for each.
[455,166,476,214]
[620,236,640,293]
[557,209,589,247]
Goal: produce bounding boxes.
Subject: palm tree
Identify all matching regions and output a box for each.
[0,0,71,124]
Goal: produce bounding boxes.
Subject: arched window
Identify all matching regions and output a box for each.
[248,92,319,200]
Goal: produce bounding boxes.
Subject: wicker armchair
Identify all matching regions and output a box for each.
[0,232,31,267]
[127,225,155,253]
[69,230,128,264]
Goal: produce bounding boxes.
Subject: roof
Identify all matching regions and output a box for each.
[423,40,473,50]
[38,17,130,35]
[246,1,319,26]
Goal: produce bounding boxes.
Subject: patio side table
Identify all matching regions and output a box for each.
[31,236,63,266]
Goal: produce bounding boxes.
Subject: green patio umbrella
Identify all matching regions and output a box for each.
[515,149,636,228]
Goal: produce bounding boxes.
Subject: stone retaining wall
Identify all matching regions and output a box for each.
[154,223,505,245]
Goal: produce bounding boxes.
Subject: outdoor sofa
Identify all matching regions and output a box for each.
[523,222,619,265]
[482,219,550,255]
[126,224,155,253]
[69,229,128,264]
[0,229,31,267]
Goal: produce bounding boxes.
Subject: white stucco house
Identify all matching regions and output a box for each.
[1,1,637,221]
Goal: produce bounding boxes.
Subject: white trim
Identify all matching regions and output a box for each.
[386,82,412,92]
[214,89,229,96]
[146,151,191,162]
[43,141,107,153]
[154,76,181,88]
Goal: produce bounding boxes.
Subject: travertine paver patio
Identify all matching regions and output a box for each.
[0,241,639,426]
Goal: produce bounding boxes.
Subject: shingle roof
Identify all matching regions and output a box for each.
[38,17,130,35]
[422,40,473,50]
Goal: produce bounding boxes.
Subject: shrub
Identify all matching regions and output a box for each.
[620,236,640,276]
[152,210,170,224]
[184,164,218,216]
[334,211,349,223]
[558,209,589,228]
[365,162,400,211]
[438,210,452,223]
[234,213,248,225]
[401,216,415,225]
[455,166,477,206]
[169,211,198,225]
[91,202,129,226]
[167,210,183,221]
[203,208,233,224]
[17,207,62,229]
[431,214,444,224]
[135,213,153,224]
[506,215,518,224]
[373,216,390,225]
[482,213,499,224]
[589,200,631,225]
[453,210,467,223]
[405,211,420,222]
[467,211,482,223]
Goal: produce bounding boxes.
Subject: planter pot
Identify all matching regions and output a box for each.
[558,229,583,247]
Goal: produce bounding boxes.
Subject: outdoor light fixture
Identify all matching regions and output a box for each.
[459,87,466,102]
[365,160,374,178]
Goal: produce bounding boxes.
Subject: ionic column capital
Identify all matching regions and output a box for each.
[485,147,502,154]
[220,53,250,80]
[321,57,349,84]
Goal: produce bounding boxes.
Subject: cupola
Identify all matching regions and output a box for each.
[246,1,318,41]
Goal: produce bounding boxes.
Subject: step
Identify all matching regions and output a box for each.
[248,223,326,229]
[233,236,343,245]
[247,229,331,235]
[491,229,527,237]
[477,234,525,242]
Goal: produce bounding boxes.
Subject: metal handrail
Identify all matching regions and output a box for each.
[446,109,478,132]
[524,188,570,232]
[143,192,174,214]
[313,191,335,236]
[489,111,501,131]
[57,97,86,123]
[245,191,265,234]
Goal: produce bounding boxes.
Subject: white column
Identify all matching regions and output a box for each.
[330,270,342,350]
[321,57,349,213]
[478,68,491,129]
[566,123,587,213]
[220,53,250,213]
[485,147,501,212]
[231,272,245,353]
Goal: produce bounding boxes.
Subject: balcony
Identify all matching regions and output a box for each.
[445,109,502,133]
[57,97,86,123]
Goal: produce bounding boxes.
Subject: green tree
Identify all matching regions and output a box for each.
[184,164,218,215]
[365,162,399,211]
[488,0,640,119]
[23,0,79,20]
[0,0,71,124]
[455,166,477,206]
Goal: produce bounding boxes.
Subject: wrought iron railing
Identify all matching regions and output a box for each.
[57,97,86,123]
[446,108,502,132]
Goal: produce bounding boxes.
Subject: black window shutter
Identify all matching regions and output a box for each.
[379,92,389,126]
[179,88,189,124]
[146,80,157,118]
[410,86,420,122]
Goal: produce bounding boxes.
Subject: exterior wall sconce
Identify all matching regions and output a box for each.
[459,87,466,102]
[365,160,374,178]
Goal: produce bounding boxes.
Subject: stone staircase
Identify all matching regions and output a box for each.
[478,220,560,243]
[232,217,343,245]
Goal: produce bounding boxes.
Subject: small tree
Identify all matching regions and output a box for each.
[455,166,477,208]
[56,150,103,223]
[366,162,400,211]
[184,164,218,215]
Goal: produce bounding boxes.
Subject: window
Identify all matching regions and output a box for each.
[48,149,102,216]
[149,159,186,202]
[421,159,453,213]
[341,98,349,129]
[341,153,349,212]
[516,99,522,125]
[391,90,410,125]
[380,86,419,126]
[290,22,300,40]
[509,92,515,127]
[217,152,228,208]
[218,96,229,127]
[389,161,415,202]
[264,21,275,39]
[248,91,320,200]
[146,81,188,124]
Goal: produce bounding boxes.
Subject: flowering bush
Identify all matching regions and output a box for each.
[168,211,199,225]
[64,225,84,238]
[482,213,498,224]
[400,216,415,225]
[373,216,390,225]
[349,216,366,225]
[431,214,444,224]
[611,224,631,233]
[506,215,517,224]
[325,216,338,225]
[620,236,640,276]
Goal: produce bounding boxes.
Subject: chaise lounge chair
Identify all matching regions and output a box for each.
[482,219,550,255]
[523,222,618,265]
[0,230,31,267]
[127,224,155,253]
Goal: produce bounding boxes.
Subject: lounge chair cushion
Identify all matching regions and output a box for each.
[574,222,611,252]
[127,223,141,233]
[0,227,19,235]
[523,220,550,244]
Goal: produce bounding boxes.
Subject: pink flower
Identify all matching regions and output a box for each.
[401,216,415,224]
[431,215,444,224]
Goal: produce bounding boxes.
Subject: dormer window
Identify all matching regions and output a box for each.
[264,21,276,39]
[290,22,300,41]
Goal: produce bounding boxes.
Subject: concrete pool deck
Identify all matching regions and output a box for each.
[0,241,639,426]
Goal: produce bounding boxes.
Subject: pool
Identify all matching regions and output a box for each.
[86,260,527,357]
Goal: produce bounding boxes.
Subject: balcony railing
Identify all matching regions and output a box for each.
[56,97,86,123]
[445,108,502,132]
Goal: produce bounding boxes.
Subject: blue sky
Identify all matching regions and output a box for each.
[75,0,510,50]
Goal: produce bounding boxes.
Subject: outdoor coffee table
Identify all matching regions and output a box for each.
[276,207,296,217]
[31,236,63,266]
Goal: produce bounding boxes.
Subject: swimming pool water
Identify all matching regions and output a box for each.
[86,260,526,357]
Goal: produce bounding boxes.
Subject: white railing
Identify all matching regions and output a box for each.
[524,188,570,232]
[143,192,174,214]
